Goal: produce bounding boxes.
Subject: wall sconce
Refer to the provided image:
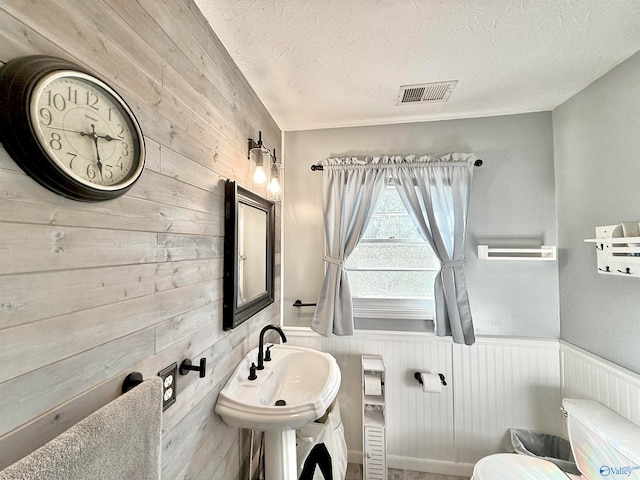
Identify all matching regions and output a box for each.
[267,148,282,201]
[248,131,270,188]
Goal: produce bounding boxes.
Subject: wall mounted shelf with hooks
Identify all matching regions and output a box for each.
[477,245,557,261]
[584,224,640,277]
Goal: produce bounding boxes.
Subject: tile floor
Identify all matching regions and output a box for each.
[345,463,469,480]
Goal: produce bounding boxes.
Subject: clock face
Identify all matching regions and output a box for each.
[29,71,144,191]
[0,55,146,201]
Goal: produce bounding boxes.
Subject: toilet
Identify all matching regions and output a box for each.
[472,398,640,479]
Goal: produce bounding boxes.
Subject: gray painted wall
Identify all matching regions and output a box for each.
[283,112,560,338]
[554,51,640,374]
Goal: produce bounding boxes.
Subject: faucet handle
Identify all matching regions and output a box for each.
[265,345,273,362]
[248,362,257,380]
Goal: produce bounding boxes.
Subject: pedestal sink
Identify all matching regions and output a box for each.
[215,344,341,480]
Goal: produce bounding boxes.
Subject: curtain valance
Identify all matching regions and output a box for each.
[320,153,476,169]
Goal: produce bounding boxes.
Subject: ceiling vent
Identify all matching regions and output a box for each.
[396,80,458,106]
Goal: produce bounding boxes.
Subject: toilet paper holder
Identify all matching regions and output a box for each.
[414,371,447,386]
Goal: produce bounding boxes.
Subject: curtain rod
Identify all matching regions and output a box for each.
[310,159,483,171]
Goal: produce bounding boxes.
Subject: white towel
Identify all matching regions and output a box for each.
[0,377,162,480]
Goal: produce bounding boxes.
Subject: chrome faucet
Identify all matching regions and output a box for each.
[257,324,287,370]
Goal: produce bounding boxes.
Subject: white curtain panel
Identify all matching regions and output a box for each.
[312,154,476,344]
[393,153,477,345]
[311,157,388,336]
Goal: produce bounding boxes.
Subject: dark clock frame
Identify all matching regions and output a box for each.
[0,55,145,202]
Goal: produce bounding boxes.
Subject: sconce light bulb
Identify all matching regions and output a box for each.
[253,166,267,184]
[268,177,281,195]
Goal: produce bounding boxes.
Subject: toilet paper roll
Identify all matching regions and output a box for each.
[364,373,382,396]
[418,372,442,393]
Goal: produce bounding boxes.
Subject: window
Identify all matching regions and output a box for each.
[344,184,439,321]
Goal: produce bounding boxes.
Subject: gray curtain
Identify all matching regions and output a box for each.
[392,154,476,345]
[311,158,388,336]
[312,154,476,343]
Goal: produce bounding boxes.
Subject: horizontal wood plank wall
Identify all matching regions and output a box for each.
[0,1,281,479]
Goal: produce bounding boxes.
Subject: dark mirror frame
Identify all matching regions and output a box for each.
[223,180,275,330]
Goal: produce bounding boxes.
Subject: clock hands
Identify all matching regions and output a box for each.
[47,125,92,136]
[46,125,122,182]
[47,125,121,141]
[96,133,119,142]
[88,124,103,180]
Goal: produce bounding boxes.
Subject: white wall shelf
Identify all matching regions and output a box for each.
[584,224,640,277]
[477,245,557,261]
[362,355,386,480]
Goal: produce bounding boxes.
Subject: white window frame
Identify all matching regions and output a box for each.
[345,187,438,322]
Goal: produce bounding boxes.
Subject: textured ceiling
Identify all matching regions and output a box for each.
[195,0,640,131]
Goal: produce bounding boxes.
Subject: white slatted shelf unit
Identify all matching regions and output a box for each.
[362,354,387,480]
[477,245,557,261]
[585,224,640,277]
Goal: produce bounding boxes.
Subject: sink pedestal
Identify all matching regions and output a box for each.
[264,430,297,480]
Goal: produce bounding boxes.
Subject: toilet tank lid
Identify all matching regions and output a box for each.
[563,398,640,464]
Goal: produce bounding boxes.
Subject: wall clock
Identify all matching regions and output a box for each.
[0,55,145,201]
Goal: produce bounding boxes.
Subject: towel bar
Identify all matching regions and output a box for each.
[477,245,557,261]
[293,299,317,307]
[122,372,144,394]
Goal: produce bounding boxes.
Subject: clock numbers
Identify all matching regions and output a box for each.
[46,90,66,111]
[85,91,99,110]
[66,86,78,104]
[39,107,52,126]
[66,152,77,168]
[86,163,97,180]
[49,132,62,150]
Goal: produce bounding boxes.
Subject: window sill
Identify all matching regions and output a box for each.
[354,317,434,333]
[282,325,449,341]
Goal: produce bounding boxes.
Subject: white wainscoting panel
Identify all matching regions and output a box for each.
[284,329,455,469]
[285,328,563,477]
[452,338,563,465]
[286,330,640,477]
[561,341,640,426]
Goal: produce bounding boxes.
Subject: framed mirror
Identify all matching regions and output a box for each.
[223,180,275,330]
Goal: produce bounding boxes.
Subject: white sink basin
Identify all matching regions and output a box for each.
[215,344,341,431]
